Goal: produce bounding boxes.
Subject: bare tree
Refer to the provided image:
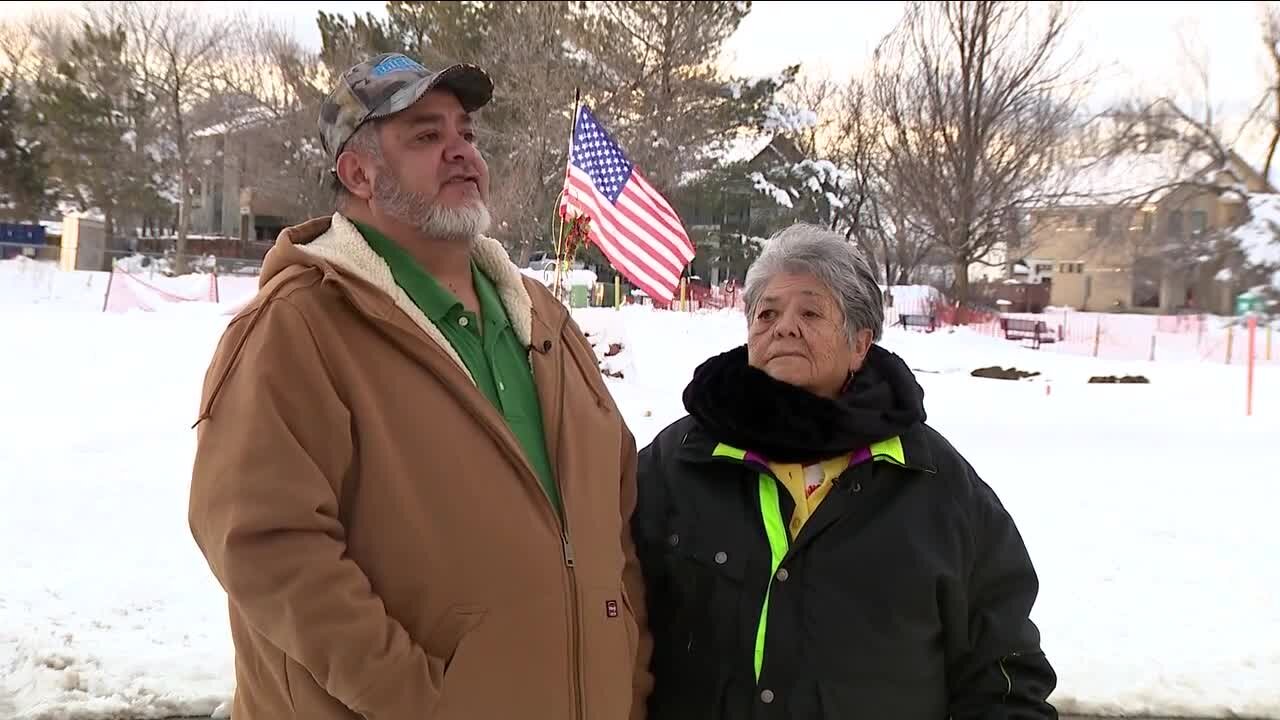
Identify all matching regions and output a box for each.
[873,1,1085,302]
[0,8,81,88]
[748,72,938,284]
[0,19,38,89]
[831,76,937,284]
[1259,2,1280,179]
[780,73,841,159]
[479,1,582,261]
[215,20,334,222]
[91,1,235,273]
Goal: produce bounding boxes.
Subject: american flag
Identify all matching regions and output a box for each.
[560,105,695,303]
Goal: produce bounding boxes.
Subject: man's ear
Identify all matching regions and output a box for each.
[335,151,375,201]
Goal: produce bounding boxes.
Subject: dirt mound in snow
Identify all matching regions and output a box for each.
[971,366,1041,380]
[584,331,626,379]
[1088,375,1151,384]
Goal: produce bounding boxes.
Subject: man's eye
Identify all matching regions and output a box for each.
[757,309,776,321]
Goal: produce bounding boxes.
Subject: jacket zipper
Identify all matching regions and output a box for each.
[400,309,586,719]
[549,333,586,720]
[349,279,587,715]
[562,526,584,720]
[999,652,1019,701]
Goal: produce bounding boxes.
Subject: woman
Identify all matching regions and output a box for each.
[633,224,1057,719]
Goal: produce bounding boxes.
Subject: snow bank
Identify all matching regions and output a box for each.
[519,266,598,290]
[2,280,1279,718]
[0,258,260,314]
[883,284,945,314]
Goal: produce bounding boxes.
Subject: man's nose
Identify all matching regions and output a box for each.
[444,134,476,163]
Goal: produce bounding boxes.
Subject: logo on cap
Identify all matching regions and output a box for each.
[370,54,426,77]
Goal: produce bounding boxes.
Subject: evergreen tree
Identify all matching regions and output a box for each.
[571,1,795,194]
[0,80,52,221]
[317,10,400,81]
[33,23,153,242]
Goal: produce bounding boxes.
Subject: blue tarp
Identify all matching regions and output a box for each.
[0,223,48,244]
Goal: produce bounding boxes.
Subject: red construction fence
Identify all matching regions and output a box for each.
[885,292,1278,366]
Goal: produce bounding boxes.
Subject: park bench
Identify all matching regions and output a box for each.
[898,314,937,333]
[1000,317,1056,350]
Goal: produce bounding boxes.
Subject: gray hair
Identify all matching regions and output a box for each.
[331,121,385,206]
[743,223,884,342]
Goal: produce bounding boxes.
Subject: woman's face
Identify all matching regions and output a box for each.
[746,272,873,398]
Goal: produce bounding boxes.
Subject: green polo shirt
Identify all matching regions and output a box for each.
[354,221,561,515]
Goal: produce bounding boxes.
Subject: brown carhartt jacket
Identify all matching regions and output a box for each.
[189,213,652,720]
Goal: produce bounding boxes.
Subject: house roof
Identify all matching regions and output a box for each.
[1047,105,1274,209]
[722,134,777,166]
[193,105,281,139]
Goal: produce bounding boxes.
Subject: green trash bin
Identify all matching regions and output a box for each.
[570,284,590,308]
[1235,291,1264,316]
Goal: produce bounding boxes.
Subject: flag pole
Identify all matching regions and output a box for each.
[554,87,583,304]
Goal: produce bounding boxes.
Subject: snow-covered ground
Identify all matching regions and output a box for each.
[2,261,1279,719]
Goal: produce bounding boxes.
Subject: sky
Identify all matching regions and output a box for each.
[4,1,1278,154]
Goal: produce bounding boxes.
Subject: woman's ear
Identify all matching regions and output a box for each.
[849,329,875,371]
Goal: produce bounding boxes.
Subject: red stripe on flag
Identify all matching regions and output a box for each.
[562,186,674,300]
[613,193,691,272]
[631,172,694,254]
[564,168,688,296]
[564,175,680,286]
[568,166,690,273]
[563,174,680,300]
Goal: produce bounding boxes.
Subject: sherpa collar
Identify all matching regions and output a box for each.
[296,212,534,384]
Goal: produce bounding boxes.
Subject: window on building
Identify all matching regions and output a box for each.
[1190,210,1208,236]
[1058,262,1085,274]
[190,178,204,209]
[1141,211,1153,235]
[1096,212,1112,236]
[1076,213,1088,228]
[1168,210,1184,237]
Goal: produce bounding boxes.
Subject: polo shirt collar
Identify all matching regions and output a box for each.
[353,219,462,324]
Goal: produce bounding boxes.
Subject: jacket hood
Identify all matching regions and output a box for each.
[195,213,549,429]
[682,343,927,464]
[256,213,538,383]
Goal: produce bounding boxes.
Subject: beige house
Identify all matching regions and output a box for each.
[1022,146,1272,314]
[189,107,317,243]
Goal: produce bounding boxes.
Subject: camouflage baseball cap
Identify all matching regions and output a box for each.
[319,52,494,165]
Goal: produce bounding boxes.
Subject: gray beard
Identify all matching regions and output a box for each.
[373,172,491,243]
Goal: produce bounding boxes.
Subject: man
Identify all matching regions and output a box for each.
[188,53,652,720]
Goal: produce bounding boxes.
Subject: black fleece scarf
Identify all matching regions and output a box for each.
[682,344,927,464]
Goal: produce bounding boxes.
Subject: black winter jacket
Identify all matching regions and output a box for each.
[632,345,1057,719]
